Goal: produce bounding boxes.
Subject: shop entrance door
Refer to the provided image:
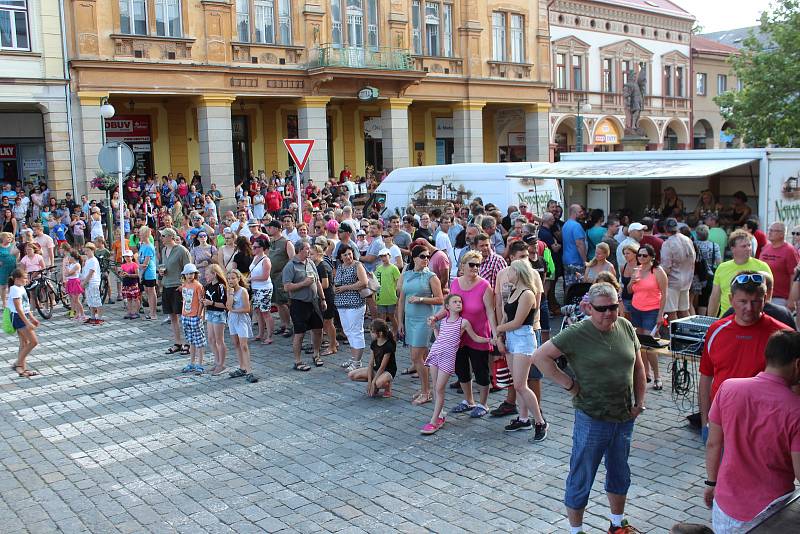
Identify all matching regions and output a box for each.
[232,116,251,185]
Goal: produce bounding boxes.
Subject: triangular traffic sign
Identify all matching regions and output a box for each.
[283,139,315,173]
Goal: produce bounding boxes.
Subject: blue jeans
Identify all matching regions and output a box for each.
[565,410,635,510]
[540,297,550,331]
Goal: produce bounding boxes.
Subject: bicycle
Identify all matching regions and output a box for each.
[98,257,123,304]
[26,267,70,320]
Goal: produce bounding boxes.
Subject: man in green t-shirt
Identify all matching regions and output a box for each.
[374,248,401,336]
[708,229,772,317]
[533,282,647,534]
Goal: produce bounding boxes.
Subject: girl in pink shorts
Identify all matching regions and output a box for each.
[63,251,85,321]
[421,293,492,435]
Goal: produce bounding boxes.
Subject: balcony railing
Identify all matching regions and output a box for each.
[308,44,415,71]
[552,89,690,113]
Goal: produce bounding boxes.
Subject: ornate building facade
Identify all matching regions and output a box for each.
[548,0,694,159]
[65,0,554,200]
[691,36,741,149]
[0,0,73,196]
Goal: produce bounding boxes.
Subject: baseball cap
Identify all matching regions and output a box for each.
[523,234,539,245]
[181,263,199,275]
[247,219,260,227]
[356,229,366,237]
[160,228,178,239]
[665,217,679,231]
[122,249,134,257]
[378,248,391,256]
[628,222,646,232]
[339,222,353,234]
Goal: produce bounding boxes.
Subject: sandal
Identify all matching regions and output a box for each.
[229,368,247,378]
[400,367,417,376]
[262,338,273,345]
[273,327,286,336]
[412,393,433,406]
[166,344,182,354]
[653,379,663,391]
[320,348,337,357]
[180,345,190,355]
[281,329,294,338]
[313,356,324,367]
[292,362,311,372]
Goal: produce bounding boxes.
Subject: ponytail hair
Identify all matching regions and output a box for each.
[8,268,25,286]
[370,318,395,344]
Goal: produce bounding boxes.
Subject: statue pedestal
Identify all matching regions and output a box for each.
[621,135,649,152]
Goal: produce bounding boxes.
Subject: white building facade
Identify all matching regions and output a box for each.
[548,0,694,159]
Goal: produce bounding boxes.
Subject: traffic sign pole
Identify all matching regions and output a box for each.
[117,144,125,255]
[283,139,315,221]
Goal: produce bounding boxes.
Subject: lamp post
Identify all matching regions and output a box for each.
[99,99,116,244]
[575,98,592,152]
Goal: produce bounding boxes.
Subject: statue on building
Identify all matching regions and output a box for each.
[623,63,647,136]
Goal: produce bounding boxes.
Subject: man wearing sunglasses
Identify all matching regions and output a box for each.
[707,230,772,317]
[699,271,791,444]
[533,282,647,534]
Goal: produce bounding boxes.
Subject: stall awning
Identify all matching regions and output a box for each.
[508,158,757,180]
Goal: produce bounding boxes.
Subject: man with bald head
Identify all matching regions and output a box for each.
[759,222,800,307]
[562,204,587,286]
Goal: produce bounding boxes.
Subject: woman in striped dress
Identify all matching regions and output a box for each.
[421,293,492,435]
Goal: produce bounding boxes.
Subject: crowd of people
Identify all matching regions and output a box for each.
[1,172,799,534]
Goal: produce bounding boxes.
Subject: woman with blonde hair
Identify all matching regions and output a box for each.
[496,259,548,441]
[583,242,616,283]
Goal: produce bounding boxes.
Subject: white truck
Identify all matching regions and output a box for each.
[372,163,563,217]
[508,148,800,228]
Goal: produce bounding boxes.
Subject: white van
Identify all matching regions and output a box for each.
[372,163,562,217]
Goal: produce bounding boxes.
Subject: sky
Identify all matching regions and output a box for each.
[671,0,774,32]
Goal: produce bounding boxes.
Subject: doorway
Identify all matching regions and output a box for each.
[232,115,250,185]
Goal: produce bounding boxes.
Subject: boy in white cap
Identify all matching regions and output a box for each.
[375,248,401,337]
[180,263,207,374]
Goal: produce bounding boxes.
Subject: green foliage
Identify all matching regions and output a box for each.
[714,0,800,146]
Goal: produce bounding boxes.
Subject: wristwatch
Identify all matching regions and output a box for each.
[634,405,647,412]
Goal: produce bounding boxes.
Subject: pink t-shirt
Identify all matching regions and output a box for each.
[19,254,44,274]
[708,372,800,521]
[759,243,800,299]
[429,249,450,283]
[450,277,491,351]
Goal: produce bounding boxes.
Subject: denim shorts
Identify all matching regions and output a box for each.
[206,310,227,324]
[505,325,537,355]
[630,306,659,331]
[565,410,634,510]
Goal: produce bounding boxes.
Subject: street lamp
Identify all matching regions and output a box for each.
[575,98,592,152]
[99,99,116,244]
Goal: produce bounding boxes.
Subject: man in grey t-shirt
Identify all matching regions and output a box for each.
[361,220,384,273]
[388,215,412,259]
[282,240,326,371]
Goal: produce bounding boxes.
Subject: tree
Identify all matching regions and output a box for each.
[714,0,800,147]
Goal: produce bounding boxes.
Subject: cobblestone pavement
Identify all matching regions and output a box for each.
[0,303,712,533]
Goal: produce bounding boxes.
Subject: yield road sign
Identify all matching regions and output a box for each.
[283,139,315,173]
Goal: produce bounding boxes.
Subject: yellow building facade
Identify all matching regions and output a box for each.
[66,0,554,201]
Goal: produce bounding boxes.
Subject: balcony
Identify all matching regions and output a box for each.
[231,42,305,65]
[308,44,415,71]
[110,34,194,61]
[551,89,689,114]
[413,56,464,75]
[487,60,533,80]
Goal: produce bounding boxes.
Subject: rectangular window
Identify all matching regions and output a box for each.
[411,0,422,54]
[602,58,613,92]
[510,14,524,63]
[278,0,292,44]
[572,55,582,90]
[621,59,632,85]
[717,74,728,94]
[425,2,439,57]
[664,65,673,96]
[347,0,364,48]
[675,66,684,97]
[442,3,452,57]
[236,0,250,42]
[696,72,707,95]
[492,12,506,61]
[254,0,274,43]
[366,0,378,49]
[155,0,182,38]
[331,0,342,46]
[555,53,566,89]
[736,78,743,91]
[119,0,147,36]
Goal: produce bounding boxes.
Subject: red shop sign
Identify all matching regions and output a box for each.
[0,145,16,160]
[104,115,151,143]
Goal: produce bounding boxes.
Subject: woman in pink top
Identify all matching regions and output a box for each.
[445,250,497,418]
[627,244,668,389]
[19,243,45,275]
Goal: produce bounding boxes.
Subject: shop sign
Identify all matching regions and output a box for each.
[22,159,44,171]
[435,118,453,139]
[594,118,620,145]
[104,115,151,143]
[357,86,380,102]
[0,144,16,159]
[508,133,526,146]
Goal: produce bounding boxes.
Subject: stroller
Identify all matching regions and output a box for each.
[559,282,592,331]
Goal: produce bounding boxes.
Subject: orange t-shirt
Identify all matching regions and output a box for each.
[181,280,204,317]
[111,240,123,263]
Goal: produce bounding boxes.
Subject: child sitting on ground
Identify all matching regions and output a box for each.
[347,319,396,398]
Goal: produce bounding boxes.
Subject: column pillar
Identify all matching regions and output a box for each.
[73,91,108,198]
[296,96,330,185]
[197,94,236,211]
[41,99,73,199]
[525,103,550,162]
[381,98,412,172]
[452,100,486,163]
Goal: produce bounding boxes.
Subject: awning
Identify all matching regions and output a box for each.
[508,158,757,180]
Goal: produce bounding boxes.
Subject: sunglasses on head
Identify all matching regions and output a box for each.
[732,273,764,286]
[467,262,480,268]
[591,303,619,313]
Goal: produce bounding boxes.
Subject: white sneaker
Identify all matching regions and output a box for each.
[345,361,361,372]
[161,317,171,324]
[340,359,354,368]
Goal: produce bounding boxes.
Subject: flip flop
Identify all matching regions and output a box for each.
[400,367,417,376]
[165,344,182,354]
[412,393,432,406]
[292,362,311,372]
[262,339,273,345]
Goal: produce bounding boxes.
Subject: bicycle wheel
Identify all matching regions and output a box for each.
[100,275,109,304]
[36,284,53,319]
